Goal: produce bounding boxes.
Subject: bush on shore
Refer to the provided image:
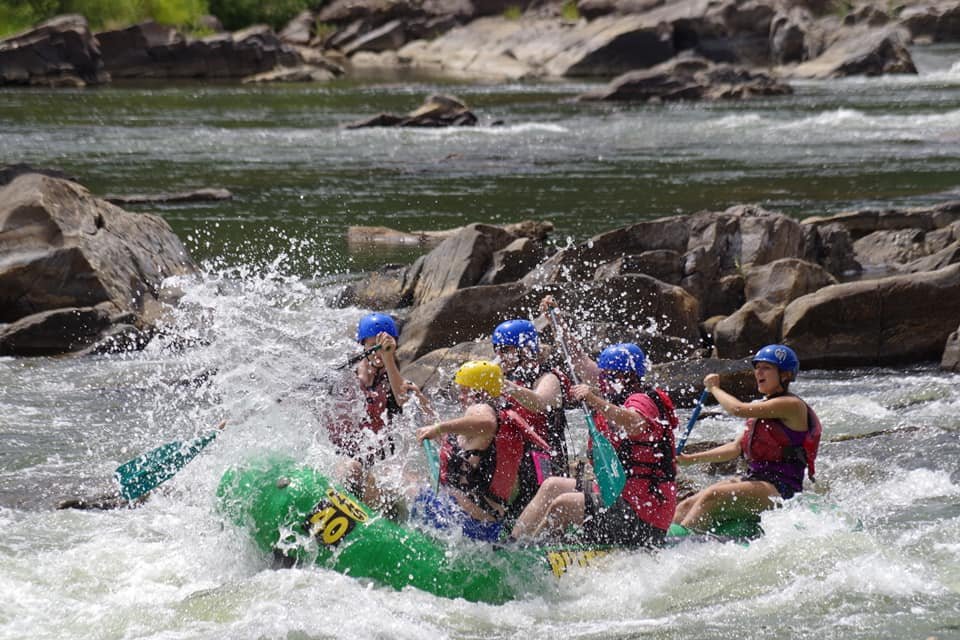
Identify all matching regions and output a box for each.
[0,0,315,37]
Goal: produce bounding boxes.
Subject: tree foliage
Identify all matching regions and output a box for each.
[206,0,311,31]
[0,0,314,37]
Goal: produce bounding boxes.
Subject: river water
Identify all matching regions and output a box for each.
[1,45,959,639]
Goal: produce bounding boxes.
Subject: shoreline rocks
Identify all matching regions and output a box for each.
[4,0,953,88]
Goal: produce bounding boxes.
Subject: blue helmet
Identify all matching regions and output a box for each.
[356,313,398,342]
[492,319,539,353]
[752,344,799,376]
[597,343,646,379]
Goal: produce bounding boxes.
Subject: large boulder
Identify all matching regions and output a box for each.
[577,56,792,102]
[712,298,784,360]
[396,281,530,362]
[784,25,916,78]
[744,258,837,305]
[782,263,960,367]
[409,222,518,306]
[0,171,197,356]
[96,22,301,78]
[389,14,675,79]
[899,2,960,43]
[0,14,108,87]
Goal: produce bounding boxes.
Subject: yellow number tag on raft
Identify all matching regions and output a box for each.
[545,549,610,578]
[306,488,368,546]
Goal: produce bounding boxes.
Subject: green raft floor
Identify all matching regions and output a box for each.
[216,457,763,604]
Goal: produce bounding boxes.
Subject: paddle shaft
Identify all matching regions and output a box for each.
[547,308,626,506]
[336,344,383,370]
[676,390,709,455]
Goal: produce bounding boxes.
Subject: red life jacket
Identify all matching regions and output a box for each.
[740,403,822,481]
[439,407,550,516]
[326,368,400,459]
[593,388,678,531]
[504,365,572,476]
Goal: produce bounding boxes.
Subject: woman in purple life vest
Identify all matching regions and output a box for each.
[672,344,823,533]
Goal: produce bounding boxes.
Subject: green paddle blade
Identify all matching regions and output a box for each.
[115,430,219,501]
[583,411,626,507]
[422,439,440,492]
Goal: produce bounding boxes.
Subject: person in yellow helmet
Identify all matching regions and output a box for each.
[414,360,550,541]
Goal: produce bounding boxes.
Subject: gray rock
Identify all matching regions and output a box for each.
[784,25,916,78]
[0,14,108,87]
[0,171,197,356]
[713,298,784,360]
[782,263,960,367]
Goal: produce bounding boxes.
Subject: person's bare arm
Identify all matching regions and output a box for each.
[377,332,408,407]
[705,373,807,430]
[502,372,563,414]
[676,438,742,466]
[415,403,498,442]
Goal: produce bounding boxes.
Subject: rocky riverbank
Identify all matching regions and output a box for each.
[2,1,959,94]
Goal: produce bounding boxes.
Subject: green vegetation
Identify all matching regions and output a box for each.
[560,0,579,22]
[502,5,522,20]
[207,0,310,31]
[0,0,314,37]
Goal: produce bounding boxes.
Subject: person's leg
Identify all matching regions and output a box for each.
[511,477,577,539]
[672,493,698,524]
[336,458,365,497]
[679,479,780,532]
[532,491,586,539]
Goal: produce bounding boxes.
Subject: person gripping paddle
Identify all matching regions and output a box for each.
[509,297,679,548]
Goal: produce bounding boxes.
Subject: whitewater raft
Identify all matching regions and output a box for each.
[216,457,761,604]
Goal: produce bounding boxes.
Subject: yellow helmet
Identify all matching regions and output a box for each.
[454,360,503,398]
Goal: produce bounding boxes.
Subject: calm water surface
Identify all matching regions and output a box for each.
[1,45,959,640]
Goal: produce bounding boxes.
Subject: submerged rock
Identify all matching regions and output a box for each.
[345,94,479,128]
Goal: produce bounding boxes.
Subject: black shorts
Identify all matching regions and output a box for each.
[742,472,799,500]
[580,486,666,548]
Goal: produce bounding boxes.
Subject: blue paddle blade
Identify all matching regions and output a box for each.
[115,430,219,501]
[422,439,440,492]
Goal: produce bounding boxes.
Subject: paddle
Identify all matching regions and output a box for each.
[115,419,227,501]
[676,390,708,455]
[335,344,382,370]
[422,439,441,492]
[547,308,626,507]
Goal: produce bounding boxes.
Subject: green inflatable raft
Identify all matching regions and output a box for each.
[216,457,762,604]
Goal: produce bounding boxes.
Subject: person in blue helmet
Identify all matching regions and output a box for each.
[329,312,412,508]
[672,344,823,533]
[510,302,679,547]
[493,318,571,515]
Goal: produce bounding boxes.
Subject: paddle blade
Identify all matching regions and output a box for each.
[422,439,440,492]
[584,413,627,507]
[115,431,219,501]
